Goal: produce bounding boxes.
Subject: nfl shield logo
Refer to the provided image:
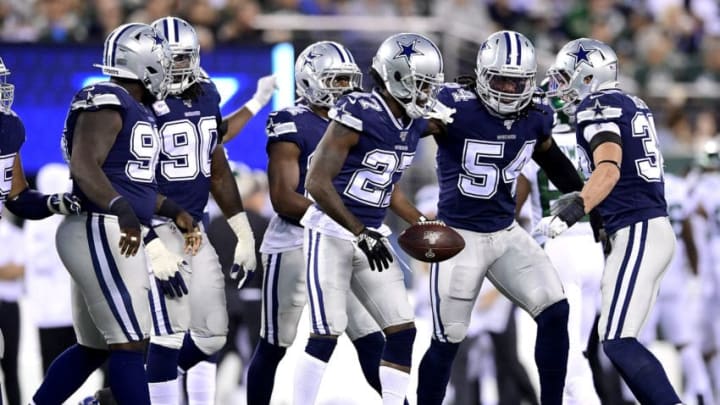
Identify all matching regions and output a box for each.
[399,131,408,142]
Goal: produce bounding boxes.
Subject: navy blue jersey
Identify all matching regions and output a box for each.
[0,110,25,207]
[266,103,327,225]
[62,82,160,226]
[435,83,552,232]
[328,90,427,228]
[575,88,667,234]
[153,79,222,221]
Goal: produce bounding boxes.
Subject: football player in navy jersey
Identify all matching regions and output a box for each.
[535,38,681,404]
[0,56,81,405]
[31,23,193,405]
[515,83,603,405]
[416,31,587,405]
[247,41,390,405]
[0,59,81,222]
[294,33,444,405]
[143,17,270,405]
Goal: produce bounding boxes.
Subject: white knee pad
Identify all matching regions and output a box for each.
[444,323,469,344]
[191,334,226,355]
[151,332,185,349]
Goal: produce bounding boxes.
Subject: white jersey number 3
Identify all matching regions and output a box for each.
[632,112,663,182]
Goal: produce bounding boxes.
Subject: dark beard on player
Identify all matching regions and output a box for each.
[142,89,158,105]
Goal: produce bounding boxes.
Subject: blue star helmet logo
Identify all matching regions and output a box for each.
[303,50,322,71]
[394,39,424,65]
[567,43,596,68]
[150,32,164,46]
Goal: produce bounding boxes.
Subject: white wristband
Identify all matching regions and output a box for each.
[244,98,263,115]
[228,212,250,235]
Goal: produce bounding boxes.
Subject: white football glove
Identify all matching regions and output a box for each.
[425,100,456,124]
[228,212,257,288]
[244,74,278,115]
[145,238,188,298]
[534,192,587,239]
[532,216,570,239]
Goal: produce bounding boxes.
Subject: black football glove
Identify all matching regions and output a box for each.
[589,209,611,256]
[355,228,393,272]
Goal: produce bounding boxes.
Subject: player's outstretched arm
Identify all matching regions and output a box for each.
[267,141,312,221]
[70,109,141,257]
[5,153,81,219]
[305,121,365,236]
[209,147,256,287]
[221,75,277,143]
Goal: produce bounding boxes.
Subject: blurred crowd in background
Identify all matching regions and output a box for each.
[1,0,719,163]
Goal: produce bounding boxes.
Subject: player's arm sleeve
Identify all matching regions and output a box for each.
[5,152,56,220]
[532,137,584,193]
[328,97,363,133]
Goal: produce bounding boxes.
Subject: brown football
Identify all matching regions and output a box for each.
[398,222,465,263]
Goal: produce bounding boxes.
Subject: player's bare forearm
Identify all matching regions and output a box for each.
[389,187,424,223]
[0,263,23,280]
[8,153,29,199]
[681,218,699,275]
[306,173,365,235]
[580,142,622,212]
[71,158,118,209]
[515,174,531,218]
[221,107,253,143]
[267,142,312,221]
[306,122,364,235]
[209,146,245,218]
[70,110,123,208]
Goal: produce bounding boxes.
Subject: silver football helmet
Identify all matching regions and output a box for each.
[151,17,200,95]
[0,58,13,111]
[475,30,537,115]
[546,38,618,112]
[371,33,444,119]
[295,41,362,107]
[94,23,173,100]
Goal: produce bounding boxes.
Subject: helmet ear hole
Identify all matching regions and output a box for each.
[393,71,402,82]
[302,79,310,88]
